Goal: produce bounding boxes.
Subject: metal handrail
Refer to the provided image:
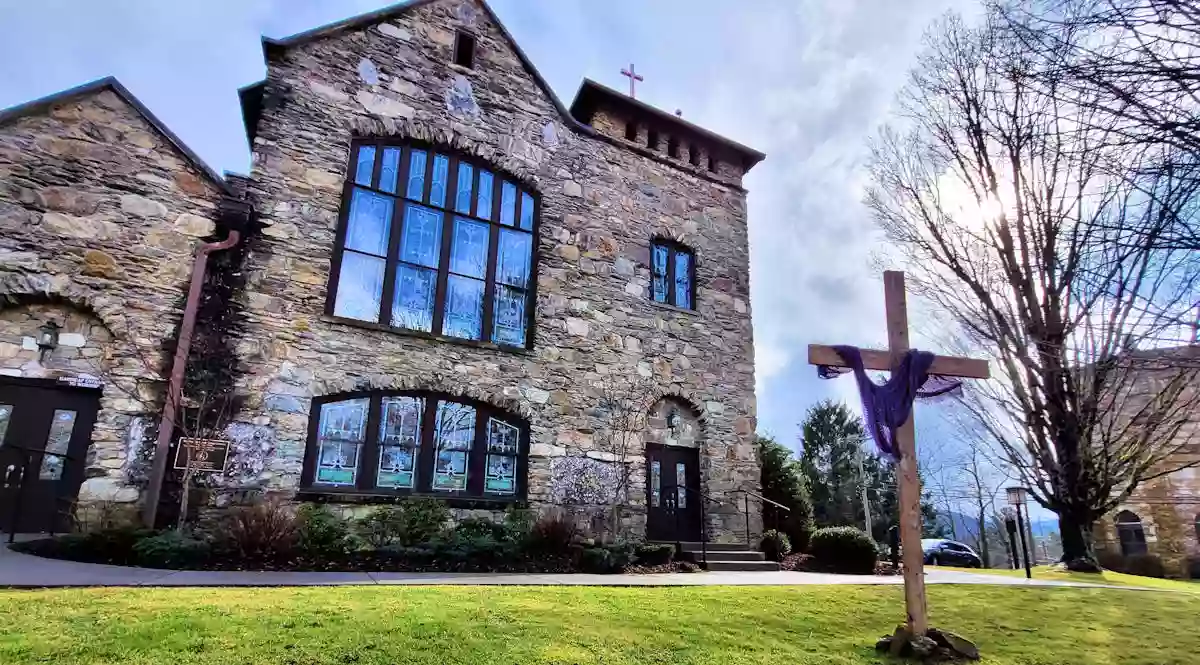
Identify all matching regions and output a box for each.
[735,488,791,512]
[676,485,722,565]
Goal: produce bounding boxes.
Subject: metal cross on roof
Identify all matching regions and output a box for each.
[621,63,644,98]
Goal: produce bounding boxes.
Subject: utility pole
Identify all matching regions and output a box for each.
[856,444,873,536]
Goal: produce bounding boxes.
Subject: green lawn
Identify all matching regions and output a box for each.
[933,565,1200,593]
[0,585,1196,664]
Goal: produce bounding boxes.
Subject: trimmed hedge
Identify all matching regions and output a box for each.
[809,526,877,574]
[760,529,791,562]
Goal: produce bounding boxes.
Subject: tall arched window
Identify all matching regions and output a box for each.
[1115,510,1148,556]
[301,391,527,500]
[326,140,539,348]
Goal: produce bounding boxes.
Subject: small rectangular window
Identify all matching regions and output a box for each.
[625,121,638,141]
[454,31,476,69]
[707,155,718,173]
[689,143,701,166]
[667,137,680,159]
[647,129,660,151]
[650,240,696,310]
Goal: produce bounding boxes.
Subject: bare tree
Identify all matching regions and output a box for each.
[586,372,658,542]
[866,13,1200,570]
[996,0,1200,251]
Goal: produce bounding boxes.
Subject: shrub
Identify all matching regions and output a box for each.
[132,531,212,569]
[454,517,509,541]
[355,506,406,548]
[502,507,536,541]
[394,498,450,546]
[526,513,578,554]
[376,544,436,568]
[810,526,877,574]
[605,543,637,572]
[295,504,352,558]
[213,500,298,561]
[579,547,612,573]
[634,543,675,566]
[1123,554,1167,578]
[430,531,521,569]
[760,529,792,562]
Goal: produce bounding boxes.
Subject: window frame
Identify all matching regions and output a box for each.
[325,139,541,350]
[650,238,697,310]
[453,31,476,69]
[300,390,530,502]
[1115,511,1149,556]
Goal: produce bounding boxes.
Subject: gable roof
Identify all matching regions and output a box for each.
[0,76,231,195]
[262,0,576,124]
[570,78,766,171]
[258,0,764,181]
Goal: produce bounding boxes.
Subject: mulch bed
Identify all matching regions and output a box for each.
[778,553,900,576]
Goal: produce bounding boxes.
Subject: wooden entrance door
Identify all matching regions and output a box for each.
[0,379,100,533]
[645,444,702,541]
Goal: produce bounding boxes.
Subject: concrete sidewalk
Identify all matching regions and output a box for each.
[0,542,1166,590]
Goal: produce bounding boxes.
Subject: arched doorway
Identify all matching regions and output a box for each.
[1114,510,1148,556]
[644,397,703,542]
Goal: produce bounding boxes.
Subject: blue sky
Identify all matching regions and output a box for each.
[0,0,979,455]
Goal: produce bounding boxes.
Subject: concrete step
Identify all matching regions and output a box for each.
[703,559,781,572]
[694,550,766,562]
[671,541,754,552]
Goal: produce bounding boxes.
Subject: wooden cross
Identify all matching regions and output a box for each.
[808,271,990,637]
[621,63,644,98]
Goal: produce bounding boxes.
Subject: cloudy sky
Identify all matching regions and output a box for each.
[0,0,979,452]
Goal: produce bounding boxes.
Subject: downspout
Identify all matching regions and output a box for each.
[142,216,244,527]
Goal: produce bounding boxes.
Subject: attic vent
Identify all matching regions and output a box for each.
[647,128,660,151]
[624,121,638,141]
[453,31,476,69]
[667,136,680,159]
[688,143,701,166]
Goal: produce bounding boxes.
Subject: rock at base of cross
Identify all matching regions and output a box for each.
[875,625,981,661]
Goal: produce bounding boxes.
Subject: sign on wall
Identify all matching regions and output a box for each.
[173,438,231,474]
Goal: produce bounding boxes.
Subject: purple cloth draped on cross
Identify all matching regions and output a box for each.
[817,345,961,460]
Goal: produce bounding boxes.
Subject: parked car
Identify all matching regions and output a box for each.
[922,539,982,567]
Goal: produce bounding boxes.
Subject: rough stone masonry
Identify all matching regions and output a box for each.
[0,0,766,541]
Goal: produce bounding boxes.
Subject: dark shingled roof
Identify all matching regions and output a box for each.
[252,0,764,179]
[569,78,766,171]
[0,76,232,195]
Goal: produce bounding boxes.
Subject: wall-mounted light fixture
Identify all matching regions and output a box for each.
[36,320,61,361]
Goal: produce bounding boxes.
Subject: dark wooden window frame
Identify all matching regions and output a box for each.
[325,138,542,351]
[453,30,477,69]
[300,390,530,502]
[650,238,697,310]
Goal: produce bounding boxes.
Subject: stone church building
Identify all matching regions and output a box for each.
[0,0,765,543]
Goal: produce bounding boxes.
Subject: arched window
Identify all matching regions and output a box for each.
[326,140,538,348]
[302,392,527,499]
[1114,510,1148,556]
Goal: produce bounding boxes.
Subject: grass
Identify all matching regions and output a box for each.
[0,585,1196,664]
[933,565,1200,593]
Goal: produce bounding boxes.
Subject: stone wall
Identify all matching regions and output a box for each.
[0,87,227,505]
[231,0,761,541]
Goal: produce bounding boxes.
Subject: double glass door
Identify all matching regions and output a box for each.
[0,380,100,533]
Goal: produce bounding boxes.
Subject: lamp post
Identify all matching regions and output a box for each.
[1006,487,1033,579]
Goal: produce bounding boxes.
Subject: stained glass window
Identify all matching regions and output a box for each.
[330,143,539,346]
[500,181,517,227]
[676,462,687,509]
[432,402,475,491]
[651,460,661,508]
[38,409,76,480]
[380,148,401,194]
[649,240,695,310]
[486,418,519,494]
[315,399,368,486]
[0,404,11,447]
[306,394,525,498]
[355,146,376,186]
[378,396,423,489]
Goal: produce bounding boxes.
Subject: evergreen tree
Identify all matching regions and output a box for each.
[798,400,944,542]
[757,435,815,551]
